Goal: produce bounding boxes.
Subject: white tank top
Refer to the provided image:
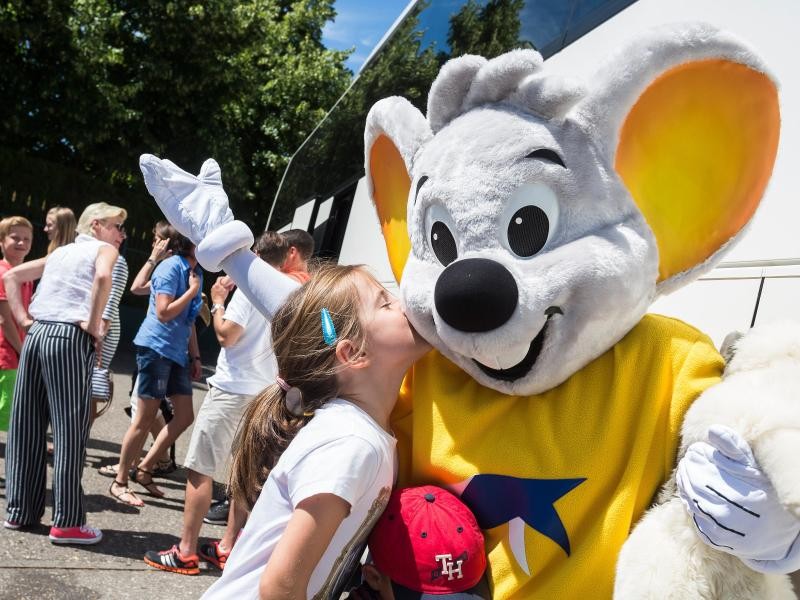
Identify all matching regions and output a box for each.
[30,234,109,323]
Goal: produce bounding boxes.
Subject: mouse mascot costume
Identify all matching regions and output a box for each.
[139,23,800,599]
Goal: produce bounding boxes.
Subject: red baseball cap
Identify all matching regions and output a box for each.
[368,486,487,596]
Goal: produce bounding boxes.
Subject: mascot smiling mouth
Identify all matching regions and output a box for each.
[473,307,562,381]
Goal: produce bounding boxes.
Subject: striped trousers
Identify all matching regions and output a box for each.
[5,321,94,528]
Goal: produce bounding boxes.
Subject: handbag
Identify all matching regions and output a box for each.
[92,367,114,417]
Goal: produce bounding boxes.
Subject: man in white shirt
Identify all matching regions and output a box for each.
[144,230,308,575]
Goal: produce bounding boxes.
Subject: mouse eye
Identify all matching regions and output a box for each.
[507,205,550,257]
[500,183,559,259]
[424,204,459,267]
[430,221,457,266]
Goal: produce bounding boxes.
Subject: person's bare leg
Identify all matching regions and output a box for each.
[177,469,213,556]
[218,499,248,554]
[148,412,171,464]
[138,394,194,472]
[114,397,161,489]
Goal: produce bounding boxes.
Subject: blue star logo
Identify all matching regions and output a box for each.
[457,474,586,574]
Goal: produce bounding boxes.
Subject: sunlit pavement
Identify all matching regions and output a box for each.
[0,365,225,600]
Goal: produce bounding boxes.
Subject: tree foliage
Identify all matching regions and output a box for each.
[0,0,351,232]
[448,0,524,58]
[271,0,441,227]
[272,0,528,229]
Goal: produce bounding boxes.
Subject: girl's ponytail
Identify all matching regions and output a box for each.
[229,263,374,509]
[229,383,310,509]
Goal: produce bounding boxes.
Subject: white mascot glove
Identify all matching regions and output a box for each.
[139,154,253,272]
[677,424,800,573]
[139,153,300,318]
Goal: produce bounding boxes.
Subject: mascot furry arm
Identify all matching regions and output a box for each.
[139,22,798,600]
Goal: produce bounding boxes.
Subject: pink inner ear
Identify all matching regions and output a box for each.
[370,134,412,283]
[615,59,780,283]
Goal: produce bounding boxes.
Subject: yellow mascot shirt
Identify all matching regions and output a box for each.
[392,314,723,599]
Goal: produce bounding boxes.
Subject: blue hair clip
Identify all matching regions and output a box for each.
[321,308,337,346]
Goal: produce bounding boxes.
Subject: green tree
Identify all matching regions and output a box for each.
[448,0,524,58]
[271,1,440,228]
[0,0,350,234]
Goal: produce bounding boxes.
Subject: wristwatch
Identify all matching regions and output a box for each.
[210,303,225,315]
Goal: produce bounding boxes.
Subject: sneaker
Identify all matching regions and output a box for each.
[203,499,230,525]
[199,540,230,571]
[49,524,103,545]
[143,545,200,575]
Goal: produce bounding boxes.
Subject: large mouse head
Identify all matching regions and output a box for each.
[365,23,779,396]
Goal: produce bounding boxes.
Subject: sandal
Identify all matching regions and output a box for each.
[98,464,120,478]
[109,480,144,508]
[130,466,165,498]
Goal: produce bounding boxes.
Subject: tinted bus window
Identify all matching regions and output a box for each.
[270,0,637,243]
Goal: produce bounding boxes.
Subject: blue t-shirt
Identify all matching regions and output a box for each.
[133,255,203,366]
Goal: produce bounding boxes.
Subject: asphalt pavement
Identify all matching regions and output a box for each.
[0,361,226,600]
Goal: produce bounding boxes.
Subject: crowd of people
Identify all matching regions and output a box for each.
[0,202,489,599]
[0,205,311,549]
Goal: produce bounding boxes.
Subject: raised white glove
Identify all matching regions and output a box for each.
[139,153,299,313]
[139,154,233,244]
[139,154,252,272]
[677,424,800,574]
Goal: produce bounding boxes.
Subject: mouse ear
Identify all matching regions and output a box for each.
[569,23,780,294]
[365,96,432,283]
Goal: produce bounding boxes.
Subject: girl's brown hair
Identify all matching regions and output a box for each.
[46,206,77,254]
[229,263,372,508]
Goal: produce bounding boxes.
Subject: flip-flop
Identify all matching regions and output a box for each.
[109,480,144,508]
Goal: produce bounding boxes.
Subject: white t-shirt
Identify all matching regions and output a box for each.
[207,289,275,395]
[202,399,396,600]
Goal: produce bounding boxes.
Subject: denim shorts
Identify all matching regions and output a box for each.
[135,346,192,400]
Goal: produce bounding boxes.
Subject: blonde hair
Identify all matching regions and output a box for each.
[0,216,33,242]
[229,263,372,508]
[76,202,127,236]
[46,207,77,254]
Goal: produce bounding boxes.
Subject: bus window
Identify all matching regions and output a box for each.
[269,0,638,259]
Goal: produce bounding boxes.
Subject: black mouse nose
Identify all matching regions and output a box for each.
[434,258,518,332]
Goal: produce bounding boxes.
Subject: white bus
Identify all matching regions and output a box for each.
[268,0,799,349]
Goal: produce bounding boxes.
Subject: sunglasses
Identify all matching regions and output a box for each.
[110,222,126,233]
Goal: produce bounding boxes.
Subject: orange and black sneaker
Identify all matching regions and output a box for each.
[143,545,200,575]
[199,540,230,571]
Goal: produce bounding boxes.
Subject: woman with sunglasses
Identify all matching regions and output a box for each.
[77,205,129,423]
[2,202,125,544]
